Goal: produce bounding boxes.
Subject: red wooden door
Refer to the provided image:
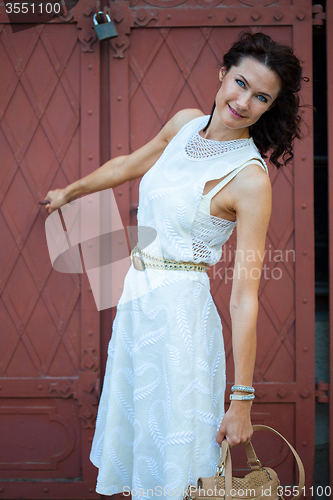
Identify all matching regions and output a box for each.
[108,0,315,495]
[0,0,315,498]
[0,3,101,498]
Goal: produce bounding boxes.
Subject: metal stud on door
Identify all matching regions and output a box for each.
[93,11,118,41]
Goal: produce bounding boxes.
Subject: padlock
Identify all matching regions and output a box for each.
[93,11,118,41]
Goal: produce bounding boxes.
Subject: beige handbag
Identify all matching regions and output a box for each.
[183,425,305,500]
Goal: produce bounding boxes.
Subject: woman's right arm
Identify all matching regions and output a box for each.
[44,108,204,214]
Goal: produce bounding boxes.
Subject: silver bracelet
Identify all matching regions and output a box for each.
[231,385,254,394]
[230,393,255,401]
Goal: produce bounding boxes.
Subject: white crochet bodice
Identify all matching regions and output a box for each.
[137,115,268,266]
[185,127,250,160]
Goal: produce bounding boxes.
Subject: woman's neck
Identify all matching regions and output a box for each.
[202,112,250,142]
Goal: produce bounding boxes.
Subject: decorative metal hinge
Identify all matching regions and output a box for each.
[315,381,329,403]
[312,4,326,27]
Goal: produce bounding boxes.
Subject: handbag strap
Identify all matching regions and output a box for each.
[217,424,305,500]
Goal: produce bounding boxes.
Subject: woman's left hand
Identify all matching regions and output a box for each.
[216,401,253,447]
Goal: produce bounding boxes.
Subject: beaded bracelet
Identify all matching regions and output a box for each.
[230,393,255,401]
[231,385,255,394]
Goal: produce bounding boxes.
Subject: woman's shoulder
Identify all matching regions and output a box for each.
[232,161,272,207]
[172,108,205,129]
[246,138,269,175]
[163,109,206,143]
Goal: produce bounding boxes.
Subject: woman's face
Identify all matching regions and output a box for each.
[213,57,281,136]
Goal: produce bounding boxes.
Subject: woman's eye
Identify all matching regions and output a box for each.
[235,79,268,103]
[257,95,268,103]
[236,79,245,88]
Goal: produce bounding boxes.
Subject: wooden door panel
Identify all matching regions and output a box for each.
[0,4,101,497]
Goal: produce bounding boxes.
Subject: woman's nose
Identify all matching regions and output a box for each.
[236,93,250,110]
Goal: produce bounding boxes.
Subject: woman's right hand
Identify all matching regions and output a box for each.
[43,188,68,215]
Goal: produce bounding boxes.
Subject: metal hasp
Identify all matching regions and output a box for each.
[315,381,329,403]
[312,4,326,26]
[93,11,118,41]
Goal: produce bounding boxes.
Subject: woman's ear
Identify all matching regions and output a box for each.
[219,67,227,82]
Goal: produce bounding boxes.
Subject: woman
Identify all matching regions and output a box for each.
[44,32,304,498]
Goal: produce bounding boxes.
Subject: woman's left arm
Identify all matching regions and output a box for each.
[216,164,272,447]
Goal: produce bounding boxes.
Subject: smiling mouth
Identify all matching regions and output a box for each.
[228,104,246,118]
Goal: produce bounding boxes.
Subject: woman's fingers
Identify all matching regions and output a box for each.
[40,189,67,214]
[216,406,253,447]
[41,191,53,213]
[227,432,252,448]
[216,428,225,446]
[218,431,249,447]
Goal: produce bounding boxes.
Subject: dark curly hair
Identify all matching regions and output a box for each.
[203,32,306,168]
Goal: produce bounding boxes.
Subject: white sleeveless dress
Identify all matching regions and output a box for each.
[89,115,268,497]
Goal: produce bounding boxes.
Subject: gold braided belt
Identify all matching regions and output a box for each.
[130,244,208,272]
